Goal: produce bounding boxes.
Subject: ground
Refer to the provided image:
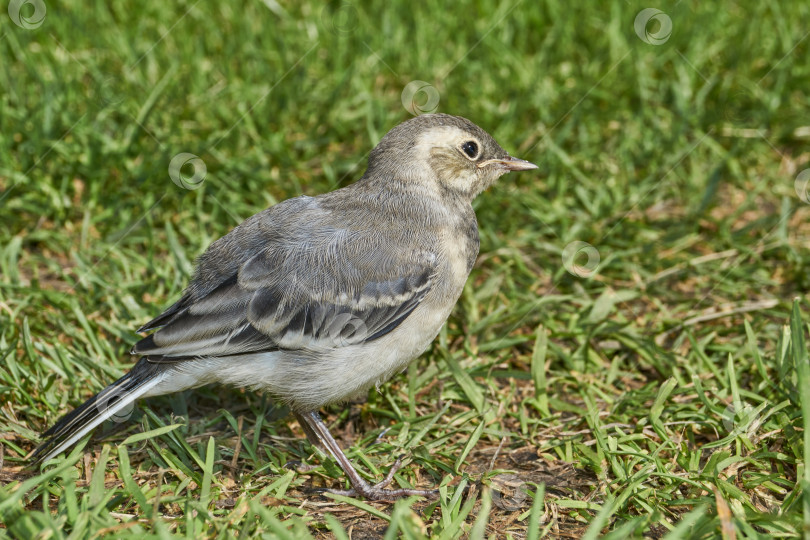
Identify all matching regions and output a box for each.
[1,1,810,538]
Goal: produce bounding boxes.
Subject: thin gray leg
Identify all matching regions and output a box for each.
[296,410,437,501]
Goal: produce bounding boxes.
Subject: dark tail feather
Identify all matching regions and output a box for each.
[31,359,167,464]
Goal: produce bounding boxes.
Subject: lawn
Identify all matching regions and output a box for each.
[1,0,810,538]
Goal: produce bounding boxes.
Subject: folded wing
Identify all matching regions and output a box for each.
[132,196,438,361]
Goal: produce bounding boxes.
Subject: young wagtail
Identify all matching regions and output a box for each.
[33,113,538,500]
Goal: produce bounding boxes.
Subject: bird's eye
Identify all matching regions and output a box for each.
[461,141,479,159]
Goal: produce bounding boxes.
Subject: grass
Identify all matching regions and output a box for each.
[1,0,810,537]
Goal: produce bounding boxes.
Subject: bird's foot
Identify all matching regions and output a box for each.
[326,457,438,501]
[296,411,437,501]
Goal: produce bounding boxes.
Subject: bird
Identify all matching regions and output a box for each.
[32,113,538,500]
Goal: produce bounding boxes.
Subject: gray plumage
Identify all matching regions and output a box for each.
[33,113,537,499]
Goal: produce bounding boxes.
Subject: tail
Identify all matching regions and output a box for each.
[31,359,167,464]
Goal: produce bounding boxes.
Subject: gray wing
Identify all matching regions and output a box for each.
[132,195,438,361]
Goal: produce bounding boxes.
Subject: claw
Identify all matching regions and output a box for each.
[295,411,438,501]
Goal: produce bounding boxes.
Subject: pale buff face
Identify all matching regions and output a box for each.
[411,125,511,198]
[363,114,537,200]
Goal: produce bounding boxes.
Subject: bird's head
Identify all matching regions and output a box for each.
[365,113,537,200]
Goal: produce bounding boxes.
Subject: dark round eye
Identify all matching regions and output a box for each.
[461,141,479,159]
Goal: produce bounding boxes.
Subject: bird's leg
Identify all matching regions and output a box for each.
[295,410,437,501]
[294,411,323,448]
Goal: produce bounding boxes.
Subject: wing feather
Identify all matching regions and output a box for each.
[132,196,438,361]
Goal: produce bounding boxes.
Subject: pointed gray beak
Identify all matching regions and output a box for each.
[477,155,539,172]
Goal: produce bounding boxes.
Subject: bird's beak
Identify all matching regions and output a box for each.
[477,155,539,172]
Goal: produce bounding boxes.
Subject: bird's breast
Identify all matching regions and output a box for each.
[438,207,480,292]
